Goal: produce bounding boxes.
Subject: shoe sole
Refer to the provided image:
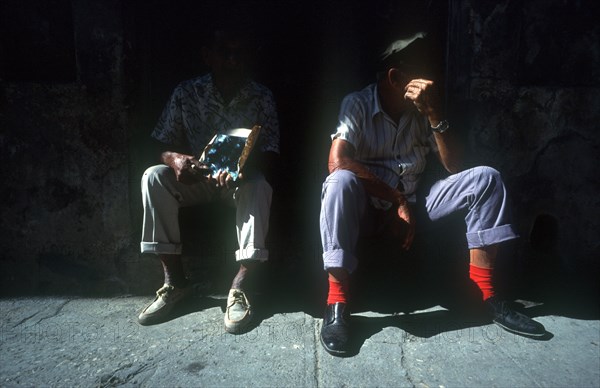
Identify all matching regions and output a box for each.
[493,319,546,338]
[138,311,172,326]
[224,323,251,334]
[138,305,177,326]
[224,314,253,334]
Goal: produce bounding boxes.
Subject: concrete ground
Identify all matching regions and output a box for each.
[1,287,599,387]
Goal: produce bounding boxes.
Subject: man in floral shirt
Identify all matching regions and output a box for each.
[138,27,280,334]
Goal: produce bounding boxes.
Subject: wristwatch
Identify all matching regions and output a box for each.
[431,120,449,133]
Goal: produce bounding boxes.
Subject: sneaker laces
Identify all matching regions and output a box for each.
[156,284,175,301]
[229,290,249,308]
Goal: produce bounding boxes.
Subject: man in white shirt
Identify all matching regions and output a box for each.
[319,33,545,356]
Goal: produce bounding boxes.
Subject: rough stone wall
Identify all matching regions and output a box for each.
[0,0,598,297]
[0,0,142,295]
[447,0,600,287]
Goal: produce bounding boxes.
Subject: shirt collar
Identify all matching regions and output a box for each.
[205,73,254,106]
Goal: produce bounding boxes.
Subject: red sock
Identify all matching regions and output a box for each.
[469,264,495,301]
[327,278,348,305]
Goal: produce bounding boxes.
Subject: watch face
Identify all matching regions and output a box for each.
[433,120,449,133]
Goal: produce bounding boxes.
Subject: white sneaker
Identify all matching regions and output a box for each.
[224,288,253,333]
[138,284,189,325]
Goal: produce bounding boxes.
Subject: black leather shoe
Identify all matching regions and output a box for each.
[485,296,546,337]
[320,302,350,356]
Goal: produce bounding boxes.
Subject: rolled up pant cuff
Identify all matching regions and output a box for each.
[466,224,519,249]
[236,248,269,262]
[140,242,182,255]
[323,249,358,274]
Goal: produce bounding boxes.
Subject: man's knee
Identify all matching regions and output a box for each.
[471,166,502,182]
[469,166,507,203]
[321,169,366,215]
[239,175,272,197]
[142,164,172,189]
[323,169,361,192]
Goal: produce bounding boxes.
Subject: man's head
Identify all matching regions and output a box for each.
[376,32,437,101]
[203,27,252,90]
[380,32,426,68]
[377,32,431,84]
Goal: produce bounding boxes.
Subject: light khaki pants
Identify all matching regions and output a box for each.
[140,164,272,261]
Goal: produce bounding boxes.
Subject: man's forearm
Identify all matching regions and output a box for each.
[427,117,464,174]
[329,158,406,205]
[406,79,464,175]
[433,129,464,174]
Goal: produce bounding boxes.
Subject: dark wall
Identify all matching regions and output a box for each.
[1,0,134,294]
[446,0,600,299]
[0,0,598,297]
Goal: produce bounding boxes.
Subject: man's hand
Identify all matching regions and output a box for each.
[162,151,211,185]
[396,201,415,250]
[214,170,240,190]
[403,79,442,122]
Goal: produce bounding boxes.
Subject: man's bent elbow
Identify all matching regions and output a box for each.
[328,160,340,174]
[328,157,350,174]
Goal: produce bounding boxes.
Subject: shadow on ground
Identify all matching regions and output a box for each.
[139,237,595,356]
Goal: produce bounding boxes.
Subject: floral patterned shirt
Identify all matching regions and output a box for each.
[152,74,280,156]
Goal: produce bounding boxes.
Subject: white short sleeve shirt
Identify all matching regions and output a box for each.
[332,83,438,202]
